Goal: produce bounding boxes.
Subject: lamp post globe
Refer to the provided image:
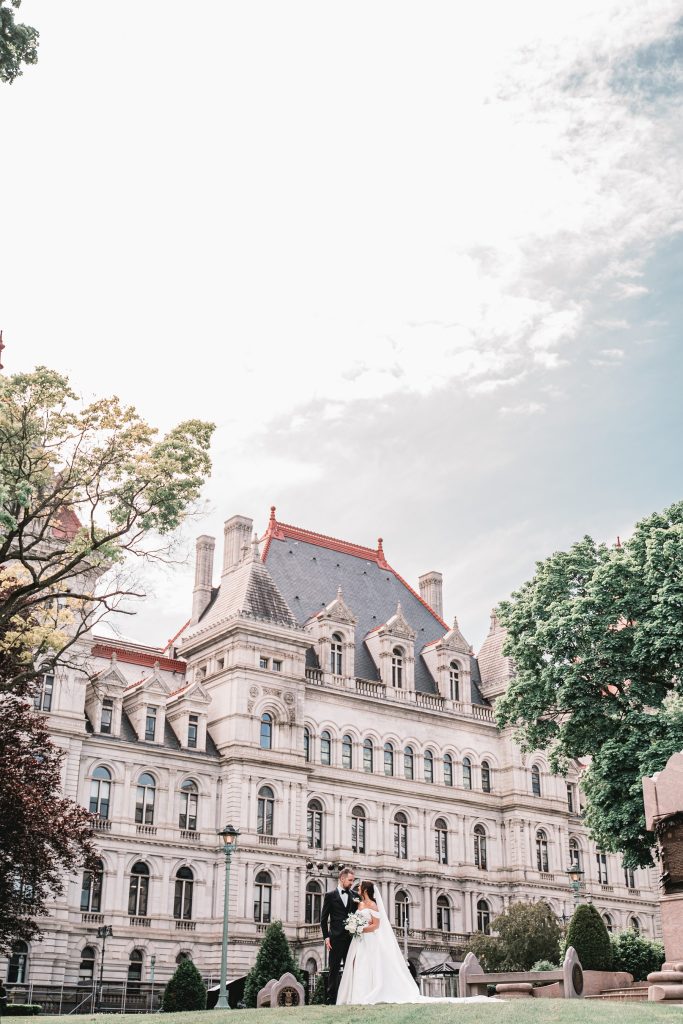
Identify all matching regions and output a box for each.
[215,825,240,1010]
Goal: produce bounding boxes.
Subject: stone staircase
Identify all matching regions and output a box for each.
[585,983,649,1002]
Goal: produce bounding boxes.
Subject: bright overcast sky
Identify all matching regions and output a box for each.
[3,0,683,649]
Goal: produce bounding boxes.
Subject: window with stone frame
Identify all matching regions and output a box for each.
[596,852,609,884]
[384,742,395,776]
[79,945,96,984]
[257,786,275,836]
[179,779,198,831]
[351,805,366,854]
[260,712,273,749]
[474,825,487,870]
[187,714,199,749]
[254,871,272,923]
[623,864,636,888]
[89,765,112,819]
[305,880,323,923]
[435,818,448,864]
[569,837,581,870]
[404,745,414,780]
[173,866,194,920]
[424,749,434,783]
[477,899,491,934]
[128,862,150,917]
[531,764,541,796]
[307,799,323,849]
[462,756,472,790]
[391,647,404,688]
[33,673,54,712]
[363,738,374,773]
[100,698,113,735]
[144,707,157,742]
[7,941,28,984]
[80,859,103,912]
[304,726,312,763]
[320,730,332,766]
[127,949,143,991]
[342,734,353,769]
[449,662,459,701]
[394,890,409,929]
[436,895,451,932]
[135,773,156,825]
[443,753,453,786]
[393,812,408,860]
[330,634,343,675]
[536,829,549,872]
[481,760,492,793]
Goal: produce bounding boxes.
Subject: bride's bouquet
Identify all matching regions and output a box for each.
[344,910,367,941]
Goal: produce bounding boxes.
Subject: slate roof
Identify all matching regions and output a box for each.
[262,516,487,703]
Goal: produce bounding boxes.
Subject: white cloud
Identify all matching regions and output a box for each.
[499,401,547,416]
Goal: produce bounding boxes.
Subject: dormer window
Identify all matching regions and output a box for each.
[100,699,113,735]
[449,662,460,701]
[144,707,157,742]
[391,648,404,688]
[330,634,343,675]
[187,715,198,749]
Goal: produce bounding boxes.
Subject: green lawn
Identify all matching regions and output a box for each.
[36,1002,680,1024]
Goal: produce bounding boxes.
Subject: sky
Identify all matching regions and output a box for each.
[3,0,683,651]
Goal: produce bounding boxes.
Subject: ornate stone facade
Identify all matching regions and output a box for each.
[4,511,660,991]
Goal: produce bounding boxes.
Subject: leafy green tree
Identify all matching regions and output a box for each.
[565,903,612,970]
[243,921,303,1008]
[0,366,214,694]
[496,501,683,866]
[161,958,206,1012]
[610,931,664,981]
[464,901,561,972]
[0,1,38,84]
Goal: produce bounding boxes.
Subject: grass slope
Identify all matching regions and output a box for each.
[37,1002,678,1024]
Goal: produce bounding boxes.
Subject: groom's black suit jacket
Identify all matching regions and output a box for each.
[320,887,360,941]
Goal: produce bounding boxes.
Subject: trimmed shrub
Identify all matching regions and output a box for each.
[161,958,206,1012]
[531,960,558,971]
[311,973,327,1005]
[565,903,612,970]
[243,920,304,1008]
[610,931,664,981]
[4,1007,42,1016]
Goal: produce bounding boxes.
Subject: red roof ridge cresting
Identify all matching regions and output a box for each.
[261,508,448,632]
[92,642,186,675]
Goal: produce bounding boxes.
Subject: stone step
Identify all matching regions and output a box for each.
[585,990,648,1002]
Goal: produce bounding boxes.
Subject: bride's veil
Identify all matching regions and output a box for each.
[372,884,410,967]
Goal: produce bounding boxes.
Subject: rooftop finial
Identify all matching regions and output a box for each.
[490,608,499,629]
[252,531,261,560]
[615,535,622,549]
[269,505,277,525]
[337,585,343,599]
[377,537,384,558]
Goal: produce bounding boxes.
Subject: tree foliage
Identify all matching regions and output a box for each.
[0,366,214,692]
[610,931,664,981]
[0,694,94,953]
[243,921,303,1008]
[161,958,206,1012]
[0,1,38,84]
[565,903,612,971]
[496,501,683,866]
[464,901,561,972]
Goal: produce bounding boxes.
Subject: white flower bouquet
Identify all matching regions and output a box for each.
[344,910,366,940]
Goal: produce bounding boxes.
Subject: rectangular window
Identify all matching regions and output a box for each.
[259,656,269,669]
[144,707,157,742]
[272,659,282,672]
[624,865,635,888]
[188,714,198,749]
[596,852,608,884]
[100,699,113,735]
[567,784,575,814]
[34,673,54,712]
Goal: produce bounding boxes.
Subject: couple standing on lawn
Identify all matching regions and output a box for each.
[319,867,490,1006]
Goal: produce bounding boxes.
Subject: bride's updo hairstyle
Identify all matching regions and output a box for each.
[360,881,375,901]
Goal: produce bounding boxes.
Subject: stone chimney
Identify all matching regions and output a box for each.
[191,535,215,623]
[419,570,443,619]
[222,515,253,574]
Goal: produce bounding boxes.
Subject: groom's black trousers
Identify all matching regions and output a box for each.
[327,934,352,1005]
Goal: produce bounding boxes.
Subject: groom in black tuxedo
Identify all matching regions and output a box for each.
[320,867,359,1004]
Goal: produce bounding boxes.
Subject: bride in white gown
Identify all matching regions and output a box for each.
[336,881,492,1005]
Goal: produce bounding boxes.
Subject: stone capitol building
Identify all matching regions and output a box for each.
[4,508,660,997]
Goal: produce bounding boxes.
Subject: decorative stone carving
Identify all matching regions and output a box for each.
[257,973,305,1008]
[249,686,259,697]
[284,691,295,704]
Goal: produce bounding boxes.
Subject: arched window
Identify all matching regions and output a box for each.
[481,760,492,793]
[531,764,541,796]
[474,825,487,870]
[569,837,581,871]
[79,945,96,984]
[80,858,103,913]
[393,812,408,860]
[305,880,323,924]
[630,916,641,935]
[404,746,414,780]
[7,941,28,984]
[384,742,395,776]
[254,870,272,923]
[128,862,150,917]
[391,647,404,688]
[477,899,491,934]
[351,805,366,854]
[463,756,472,790]
[257,786,275,836]
[305,958,318,1002]
[89,765,111,819]
[424,749,434,783]
[307,799,323,849]
[179,779,198,831]
[394,889,409,929]
[436,895,451,932]
[363,739,374,773]
[449,662,460,701]
[174,866,194,920]
[127,949,143,991]
[443,753,453,787]
[536,829,549,873]
[321,730,332,766]
[176,951,191,964]
[342,734,353,769]
[435,818,448,865]
[135,772,155,825]
[33,672,54,712]
[303,727,311,763]
[623,864,635,888]
[260,713,273,749]
[602,913,614,933]
[330,634,343,675]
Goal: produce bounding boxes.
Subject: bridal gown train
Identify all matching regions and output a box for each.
[336,903,495,1006]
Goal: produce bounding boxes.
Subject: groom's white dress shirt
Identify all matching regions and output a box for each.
[338,886,349,906]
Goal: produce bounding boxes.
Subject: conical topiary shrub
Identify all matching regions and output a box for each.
[162,958,207,1012]
[565,903,612,971]
[243,921,304,1008]
[311,973,327,1004]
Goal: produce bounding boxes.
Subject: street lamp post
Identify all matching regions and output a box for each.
[215,825,240,1010]
[149,954,156,1013]
[566,863,585,912]
[95,925,113,1011]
